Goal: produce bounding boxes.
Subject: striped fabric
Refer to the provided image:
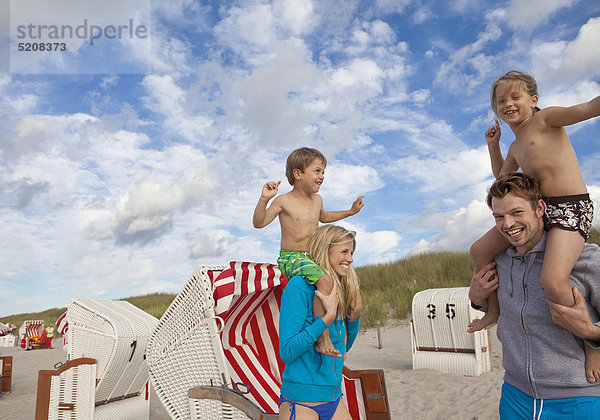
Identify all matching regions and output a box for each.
[211,261,365,419]
[55,311,68,335]
[24,320,44,338]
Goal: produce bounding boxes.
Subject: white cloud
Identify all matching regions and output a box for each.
[214,3,278,61]
[320,162,384,203]
[333,220,402,264]
[373,0,410,15]
[506,0,578,31]
[533,17,600,87]
[332,58,384,94]
[86,159,221,245]
[141,74,214,143]
[273,0,316,36]
[410,199,493,254]
[433,20,502,92]
[389,145,493,207]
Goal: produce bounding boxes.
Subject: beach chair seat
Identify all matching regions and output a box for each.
[148,261,391,420]
[411,287,491,376]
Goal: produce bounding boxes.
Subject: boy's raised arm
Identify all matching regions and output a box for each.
[542,96,600,128]
[319,195,364,223]
[486,120,505,178]
[485,120,518,177]
[253,181,282,228]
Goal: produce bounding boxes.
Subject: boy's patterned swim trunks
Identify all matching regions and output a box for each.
[277,250,324,284]
[544,194,594,240]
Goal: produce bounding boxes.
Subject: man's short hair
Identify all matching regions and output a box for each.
[285,147,327,185]
[486,172,542,210]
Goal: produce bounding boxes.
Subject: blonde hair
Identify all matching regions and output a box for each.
[490,70,540,117]
[307,224,359,319]
[285,147,327,185]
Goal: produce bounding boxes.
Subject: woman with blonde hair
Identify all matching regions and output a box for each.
[278,224,362,420]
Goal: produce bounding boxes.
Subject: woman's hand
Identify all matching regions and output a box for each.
[315,280,339,325]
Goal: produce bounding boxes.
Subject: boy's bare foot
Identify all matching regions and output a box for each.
[316,335,342,358]
[585,342,600,383]
[467,312,498,333]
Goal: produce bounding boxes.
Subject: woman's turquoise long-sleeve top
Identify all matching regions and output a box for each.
[279,275,360,402]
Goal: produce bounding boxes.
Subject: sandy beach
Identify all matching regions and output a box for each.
[0,323,503,419]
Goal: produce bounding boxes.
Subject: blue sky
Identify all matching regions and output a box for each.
[1,0,599,317]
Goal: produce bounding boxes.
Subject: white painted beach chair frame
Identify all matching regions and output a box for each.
[411,287,491,376]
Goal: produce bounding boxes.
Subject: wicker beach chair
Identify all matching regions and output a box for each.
[35,299,158,419]
[20,320,46,349]
[0,334,17,347]
[147,261,390,420]
[410,287,491,376]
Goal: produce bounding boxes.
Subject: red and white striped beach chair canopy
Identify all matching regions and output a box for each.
[0,322,16,336]
[209,261,374,419]
[55,311,68,335]
[148,261,387,419]
[23,320,45,338]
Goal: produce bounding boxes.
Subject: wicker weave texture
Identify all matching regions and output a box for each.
[411,287,491,376]
[0,335,16,347]
[67,298,157,410]
[147,265,246,420]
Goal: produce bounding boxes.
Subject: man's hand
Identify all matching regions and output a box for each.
[350,195,365,215]
[469,262,499,307]
[547,287,600,341]
[261,180,280,200]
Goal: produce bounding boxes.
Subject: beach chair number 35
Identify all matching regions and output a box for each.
[426,303,456,319]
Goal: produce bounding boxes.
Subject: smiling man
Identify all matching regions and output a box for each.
[469,172,600,419]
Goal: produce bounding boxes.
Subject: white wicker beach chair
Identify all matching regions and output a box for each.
[146,264,241,419]
[0,334,17,347]
[148,262,391,420]
[21,319,46,349]
[410,287,491,376]
[34,298,158,419]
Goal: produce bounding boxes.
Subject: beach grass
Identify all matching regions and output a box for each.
[3,228,599,331]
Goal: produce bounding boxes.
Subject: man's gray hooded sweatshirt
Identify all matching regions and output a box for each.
[493,232,600,399]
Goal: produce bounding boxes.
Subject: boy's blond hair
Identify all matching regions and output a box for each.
[491,70,541,117]
[285,147,327,185]
[307,224,359,319]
